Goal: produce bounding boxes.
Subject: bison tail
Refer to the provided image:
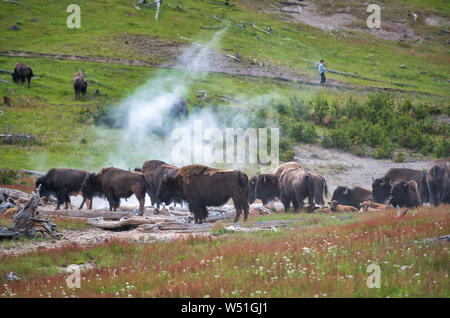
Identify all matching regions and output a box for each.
[238,171,248,187]
[323,178,328,197]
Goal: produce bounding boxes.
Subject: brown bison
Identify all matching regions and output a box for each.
[372,168,428,204]
[156,164,249,224]
[423,160,450,206]
[255,162,302,204]
[136,160,168,206]
[35,168,90,210]
[81,167,152,215]
[73,71,87,100]
[331,186,372,209]
[388,180,421,208]
[248,176,257,204]
[307,171,328,206]
[12,63,33,88]
[279,167,315,212]
[149,163,183,208]
[328,200,359,213]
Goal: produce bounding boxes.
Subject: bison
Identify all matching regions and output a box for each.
[73,71,88,100]
[156,164,249,224]
[359,200,387,212]
[388,180,421,208]
[331,186,372,209]
[308,172,328,206]
[248,176,257,204]
[372,168,428,204]
[12,63,33,88]
[81,167,152,215]
[137,160,168,206]
[328,200,359,213]
[170,96,189,120]
[35,168,90,210]
[254,162,302,205]
[424,160,450,206]
[149,163,183,208]
[279,168,315,212]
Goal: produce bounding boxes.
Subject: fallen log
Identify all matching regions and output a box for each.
[0,185,61,239]
[87,216,173,230]
[250,23,271,35]
[18,169,45,177]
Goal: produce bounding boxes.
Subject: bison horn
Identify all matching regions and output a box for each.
[163,172,168,182]
[263,175,266,183]
[380,180,385,186]
[343,187,349,195]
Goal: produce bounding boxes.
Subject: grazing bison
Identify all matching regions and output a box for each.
[149,163,182,208]
[388,180,421,208]
[35,168,90,210]
[157,164,249,224]
[279,168,315,212]
[372,168,428,204]
[170,96,189,120]
[81,167,152,215]
[424,160,450,206]
[12,63,33,88]
[331,186,372,209]
[255,162,302,204]
[328,200,359,213]
[137,160,168,206]
[73,71,87,100]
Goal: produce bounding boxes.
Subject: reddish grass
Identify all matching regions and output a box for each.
[0,206,449,298]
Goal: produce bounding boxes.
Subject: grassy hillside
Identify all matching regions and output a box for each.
[0,0,449,172]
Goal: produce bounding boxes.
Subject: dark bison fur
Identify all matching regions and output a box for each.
[372,168,428,204]
[331,186,372,209]
[157,164,249,224]
[12,63,33,88]
[279,168,315,212]
[424,160,450,206]
[35,168,90,210]
[388,180,421,208]
[81,167,152,215]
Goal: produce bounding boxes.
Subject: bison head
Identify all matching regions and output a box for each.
[388,180,420,208]
[371,177,391,203]
[328,200,339,211]
[156,171,181,205]
[11,72,19,83]
[34,176,50,197]
[255,174,279,204]
[248,176,257,204]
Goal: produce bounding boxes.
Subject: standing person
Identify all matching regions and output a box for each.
[318,59,326,85]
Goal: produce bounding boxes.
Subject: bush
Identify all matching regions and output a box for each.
[0,169,18,185]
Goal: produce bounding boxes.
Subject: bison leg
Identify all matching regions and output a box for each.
[280,193,291,212]
[27,77,31,88]
[138,196,145,216]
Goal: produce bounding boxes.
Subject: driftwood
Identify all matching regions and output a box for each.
[18,169,45,177]
[0,69,13,75]
[87,216,173,230]
[0,186,61,239]
[225,54,241,62]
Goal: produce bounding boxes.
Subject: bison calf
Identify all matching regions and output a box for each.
[328,200,359,213]
[331,186,372,209]
[157,164,249,224]
[359,200,387,212]
[35,168,91,210]
[81,167,152,215]
[12,63,33,88]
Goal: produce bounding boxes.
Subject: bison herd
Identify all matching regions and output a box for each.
[34,159,449,224]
